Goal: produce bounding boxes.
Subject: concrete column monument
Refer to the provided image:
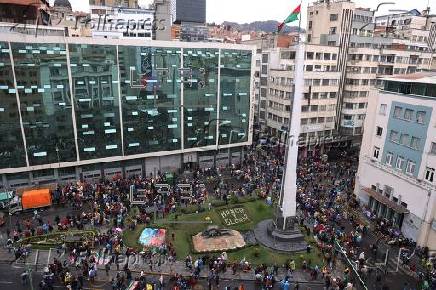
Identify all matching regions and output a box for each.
[254,43,306,252]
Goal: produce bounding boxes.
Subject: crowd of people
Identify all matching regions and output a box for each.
[2,138,435,290]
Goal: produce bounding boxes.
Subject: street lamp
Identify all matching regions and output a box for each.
[359,2,395,31]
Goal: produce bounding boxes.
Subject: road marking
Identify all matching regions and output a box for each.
[0,281,13,284]
[34,249,39,266]
[47,248,52,266]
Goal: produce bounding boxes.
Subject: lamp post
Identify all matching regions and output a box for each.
[359,2,395,33]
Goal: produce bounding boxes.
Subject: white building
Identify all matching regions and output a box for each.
[264,44,340,154]
[90,5,154,39]
[354,73,436,251]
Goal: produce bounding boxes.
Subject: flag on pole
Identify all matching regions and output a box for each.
[278,4,301,32]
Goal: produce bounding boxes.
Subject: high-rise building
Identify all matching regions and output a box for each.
[306,0,435,143]
[89,1,154,39]
[354,73,436,250]
[253,0,435,154]
[153,0,173,41]
[169,0,208,42]
[254,44,340,154]
[172,0,206,24]
[0,35,255,188]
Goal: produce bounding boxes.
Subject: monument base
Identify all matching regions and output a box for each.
[254,219,307,253]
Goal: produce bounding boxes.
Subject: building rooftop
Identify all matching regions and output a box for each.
[381,72,436,85]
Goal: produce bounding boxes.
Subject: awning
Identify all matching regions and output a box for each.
[362,187,410,214]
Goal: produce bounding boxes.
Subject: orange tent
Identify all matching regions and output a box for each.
[21,189,52,210]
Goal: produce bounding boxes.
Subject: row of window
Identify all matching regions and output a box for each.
[268,89,292,99]
[345,78,377,86]
[304,92,337,100]
[270,77,292,86]
[268,101,290,112]
[301,116,335,125]
[389,130,421,150]
[343,91,369,98]
[267,113,289,124]
[392,106,426,124]
[306,52,337,61]
[373,147,435,183]
[302,104,336,112]
[349,53,427,65]
[344,102,367,110]
[306,64,337,72]
[304,79,339,87]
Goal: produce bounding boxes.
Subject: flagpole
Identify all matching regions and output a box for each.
[297,0,303,43]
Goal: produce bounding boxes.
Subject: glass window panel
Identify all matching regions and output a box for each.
[183,48,218,149]
[219,49,251,146]
[11,42,76,166]
[0,42,27,169]
[69,44,122,160]
[118,46,181,154]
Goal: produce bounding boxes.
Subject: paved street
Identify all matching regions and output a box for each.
[0,251,324,290]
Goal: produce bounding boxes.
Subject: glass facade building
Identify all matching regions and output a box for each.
[0,36,254,179]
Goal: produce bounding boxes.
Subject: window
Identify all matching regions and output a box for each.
[376,126,383,137]
[410,137,420,150]
[301,118,308,125]
[393,106,402,118]
[379,104,387,115]
[425,167,434,182]
[404,109,413,121]
[306,65,313,71]
[396,156,405,170]
[373,147,380,159]
[406,161,416,175]
[385,152,393,166]
[329,27,337,35]
[430,142,436,155]
[390,130,399,143]
[308,21,312,29]
[416,111,426,124]
[400,134,409,145]
[330,14,338,21]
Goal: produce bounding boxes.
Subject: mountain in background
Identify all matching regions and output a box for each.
[219,20,304,33]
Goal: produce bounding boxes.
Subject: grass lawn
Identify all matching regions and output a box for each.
[123,199,324,267]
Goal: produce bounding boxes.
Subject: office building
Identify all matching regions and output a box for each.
[257,44,340,154]
[0,35,254,188]
[354,73,436,250]
[169,0,208,42]
[89,4,154,39]
[252,0,435,153]
[171,0,206,24]
[153,0,173,41]
[306,0,435,142]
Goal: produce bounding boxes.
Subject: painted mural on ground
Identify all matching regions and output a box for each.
[138,228,166,247]
[217,206,250,226]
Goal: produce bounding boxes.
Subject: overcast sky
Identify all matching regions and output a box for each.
[56,0,436,27]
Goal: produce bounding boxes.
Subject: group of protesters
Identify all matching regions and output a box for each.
[3,135,436,289]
